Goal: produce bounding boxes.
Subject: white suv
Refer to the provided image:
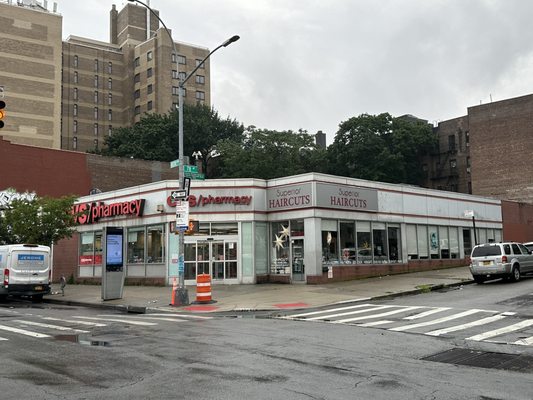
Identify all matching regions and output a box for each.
[470,242,533,283]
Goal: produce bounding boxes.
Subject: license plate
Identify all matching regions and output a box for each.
[34,286,43,291]
[483,261,491,266]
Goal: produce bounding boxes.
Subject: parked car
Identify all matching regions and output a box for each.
[523,242,533,252]
[469,242,533,283]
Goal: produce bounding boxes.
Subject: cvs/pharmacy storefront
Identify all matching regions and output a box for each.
[64,173,502,285]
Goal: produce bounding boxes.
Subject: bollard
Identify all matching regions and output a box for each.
[195,274,212,303]
[170,277,178,306]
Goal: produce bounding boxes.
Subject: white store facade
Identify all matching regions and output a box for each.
[68,173,503,285]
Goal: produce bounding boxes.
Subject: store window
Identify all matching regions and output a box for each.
[439,226,449,258]
[211,223,238,235]
[127,228,145,263]
[321,219,338,263]
[356,221,371,263]
[372,222,387,263]
[225,242,237,279]
[79,231,102,277]
[291,220,304,237]
[340,221,355,262]
[388,224,401,262]
[255,222,268,275]
[147,226,164,263]
[271,221,290,274]
[417,225,429,259]
[429,226,439,259]
[449,227,459,258]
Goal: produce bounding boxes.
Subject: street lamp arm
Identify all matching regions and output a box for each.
[180,35,240,87]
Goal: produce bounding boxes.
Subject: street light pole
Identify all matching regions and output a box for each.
[127,0,239,305]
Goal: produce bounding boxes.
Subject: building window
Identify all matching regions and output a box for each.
[172,70,178,79]
[465,131,470,147]
[108,78,112,90]
[171,52,176,63]
[94,91,98,103]
[195,91,205,101]
[134,105,141,115]
[134,89,140,99]
[94,139,98,149]
[108,125,112,135]
[147,67,153,78]
[134,57,140,67]
[147,84,153,94]
[107,62,112,74]
[107,109,112,121]
[147,101,153,111]
[108,93,112,105]
[73,88,78,101]
[94,75,99,88]
[147,51,153,61]
[73,71,78,84]
[448,135,456,152]
[195,59,205,69]
[195,75,205,84]
[134,73,140,83]
[94,123,98,135]
[178,55,186,65]
[72,136,77,150]
[178,71,186,81]
[73,104,78,117]
[73,55,78,68]
[450,159,457,169]
[73,120,78,133]
[172,86,179,95]
[94,107,98,119]
[94,59,98,72]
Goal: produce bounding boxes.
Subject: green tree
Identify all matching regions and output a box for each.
[99,104,244,177]
[216,127,329,179]
[0,195,78,246]
[328,113,436,184]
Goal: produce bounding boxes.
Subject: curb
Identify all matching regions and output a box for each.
[44,279,475,315]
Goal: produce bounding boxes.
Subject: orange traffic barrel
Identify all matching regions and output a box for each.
[196,274,212,303]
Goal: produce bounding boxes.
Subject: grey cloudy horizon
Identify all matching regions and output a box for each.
[58,0,533,143]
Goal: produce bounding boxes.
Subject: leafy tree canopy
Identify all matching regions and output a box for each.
[99,104,244,175]
[327,113,436,184]
[216,127,329,179]
[0,195,78,246]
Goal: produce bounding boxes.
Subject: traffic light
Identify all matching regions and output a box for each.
[0,100,5,129]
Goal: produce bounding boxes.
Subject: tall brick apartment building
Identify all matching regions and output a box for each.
[0,0,210,153]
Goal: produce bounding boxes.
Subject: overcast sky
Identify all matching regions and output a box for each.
[57,0,533,144]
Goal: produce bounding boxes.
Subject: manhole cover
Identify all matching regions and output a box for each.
[422,348,533,373]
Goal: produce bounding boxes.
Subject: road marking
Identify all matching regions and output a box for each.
[390,309,487,332]
[307,305,397,321]
[12,320,89,333]
[356,320,395,327]
[425,314,508,336]
[41,317,107,327]
[283,303,375,319]
[129,317,188,322]
[0,324,50,338]
[403,307,451,320]
[123,313,212,320]
[334,306,423,323]
[466,319,533,341]
[514,336,533,346]
[72,316,158,326]
[334,298,371,304]
[0,336,8,341]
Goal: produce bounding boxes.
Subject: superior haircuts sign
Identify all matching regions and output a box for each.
[316,183,378,211]
[73,199,145,225]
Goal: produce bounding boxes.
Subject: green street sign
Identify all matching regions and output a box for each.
[184,165,198,173]
[184,171,205,180]
[170,159,180,169]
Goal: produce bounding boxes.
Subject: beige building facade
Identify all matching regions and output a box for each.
[0,1,210,153]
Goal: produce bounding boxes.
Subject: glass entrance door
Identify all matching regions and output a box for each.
[291,238,305,282]
[184,240,238,282]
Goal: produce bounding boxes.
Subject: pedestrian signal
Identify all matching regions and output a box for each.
[0,100,5,129]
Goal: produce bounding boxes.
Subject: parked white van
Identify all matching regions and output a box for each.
[0,244,51,301]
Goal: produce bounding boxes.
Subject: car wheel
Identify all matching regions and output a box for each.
[473,276,485,284]
[509,265,521,282]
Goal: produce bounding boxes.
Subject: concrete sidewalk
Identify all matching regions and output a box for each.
[45,266,474,314]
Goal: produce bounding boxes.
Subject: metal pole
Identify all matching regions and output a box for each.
[472,216,477,246]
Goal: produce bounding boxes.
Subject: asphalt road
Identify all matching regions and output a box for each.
[0,277,532,399]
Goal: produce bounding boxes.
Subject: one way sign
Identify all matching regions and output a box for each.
[170,189,187,201]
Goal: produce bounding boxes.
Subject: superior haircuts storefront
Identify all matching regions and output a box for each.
[61,173,503,285]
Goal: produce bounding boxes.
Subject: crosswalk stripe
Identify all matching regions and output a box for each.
[403,307,451,320]
[0,336,8,341]
[356,320,395,327]
[72,316,158,326]
[425,314,508,336]
[128,317,188,322]
[12,320,89,333]
[284,303,374,319]
[146,313,213,320]
[334,306,423,324]
[466,319,533,341]
[514,336,533,346]
[0,324,50,338]
[307,305,396,321]
[390,309,487,332]
[41,317,107,327]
